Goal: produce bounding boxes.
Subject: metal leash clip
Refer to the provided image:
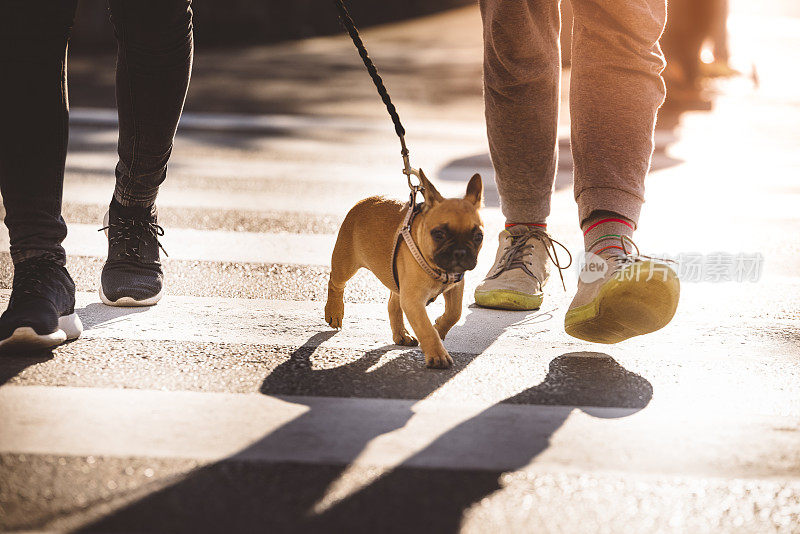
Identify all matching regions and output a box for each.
[400,135,422,194]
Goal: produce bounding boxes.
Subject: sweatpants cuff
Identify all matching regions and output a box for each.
[500,196,552,226]
[576,187,643,228]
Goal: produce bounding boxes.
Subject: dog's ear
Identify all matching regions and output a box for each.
[418,169,444,206]
[464,173,483,208]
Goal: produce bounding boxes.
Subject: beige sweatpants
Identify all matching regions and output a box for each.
[480,0,667,226]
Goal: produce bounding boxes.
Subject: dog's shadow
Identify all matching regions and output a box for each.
[259,301,540,398]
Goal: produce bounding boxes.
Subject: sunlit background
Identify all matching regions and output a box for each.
[1,0,799,531]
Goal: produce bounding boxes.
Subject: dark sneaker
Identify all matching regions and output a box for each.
[100,200,167,307]
[0,255,83,354]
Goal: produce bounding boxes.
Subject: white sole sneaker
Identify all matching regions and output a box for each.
[99,209,163,307]
[99,286,163,307]
[0,313,83,354]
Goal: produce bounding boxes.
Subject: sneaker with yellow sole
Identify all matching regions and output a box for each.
[474,226,571,311]
[565,240,680,344]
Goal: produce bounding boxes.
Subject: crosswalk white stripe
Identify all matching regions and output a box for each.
[0,224,338,266]
[1,384,798,478]
[0,290,532,356]
[3,288,798,420]
[1,215,505,267]
[1,287,796,360]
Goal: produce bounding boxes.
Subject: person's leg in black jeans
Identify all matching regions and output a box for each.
[100,0,193,307]
[0,1,83,352]
[0,1,77,266]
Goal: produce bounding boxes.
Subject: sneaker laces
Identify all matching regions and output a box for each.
[13,254,64,297]
[99,215,169,259]
[589,234,674,269]
[601,235,640,269]
[488,228,573,290]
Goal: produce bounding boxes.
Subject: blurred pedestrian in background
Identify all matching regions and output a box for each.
[474,0,680,343]
[0,0,193,353]
[661,0,734,111]
[709,0,733,73]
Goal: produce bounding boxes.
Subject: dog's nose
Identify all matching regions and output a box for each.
[452,249,467,260]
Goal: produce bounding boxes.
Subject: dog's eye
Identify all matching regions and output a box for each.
[473,229,484,244]
[431,229,446,242]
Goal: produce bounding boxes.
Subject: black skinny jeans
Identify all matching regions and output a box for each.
[0,0,193,265]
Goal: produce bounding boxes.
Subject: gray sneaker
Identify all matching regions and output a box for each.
[474,226,570,311]
[565,239,680,343]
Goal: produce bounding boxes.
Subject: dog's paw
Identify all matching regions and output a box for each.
[325,312,343,329]
[393,331,418,346]
[324,300,344,329]
[425,347,454,369]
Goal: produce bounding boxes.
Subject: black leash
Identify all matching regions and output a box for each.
[335,1,474,287]
[333,0,421,192]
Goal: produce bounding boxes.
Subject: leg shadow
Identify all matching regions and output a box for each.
[443,303,557,357]
[75,302,151,330]
[312,352,652,533]
[78,350,651,533]
[0,301,151,387]
[0,352,54,387]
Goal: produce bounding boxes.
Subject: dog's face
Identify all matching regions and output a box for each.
[417,172,484,274]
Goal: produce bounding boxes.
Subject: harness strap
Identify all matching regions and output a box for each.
[391,202,464,291]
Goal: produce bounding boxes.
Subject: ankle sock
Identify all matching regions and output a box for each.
[582,213,635,257]
[505,222,547,230]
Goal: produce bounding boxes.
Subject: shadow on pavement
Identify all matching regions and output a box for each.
[78,341,652,533]
[75,302,152,331]
[312,352,652,532]
[0,353,54,387]
[67,39,485,119]
[0,301,148,387]
[443,303,555,357]
[67,126,281,165]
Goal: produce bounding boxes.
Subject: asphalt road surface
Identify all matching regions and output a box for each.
[2,4,800,533]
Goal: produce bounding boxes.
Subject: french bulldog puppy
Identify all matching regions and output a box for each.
[325,171,483,368]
